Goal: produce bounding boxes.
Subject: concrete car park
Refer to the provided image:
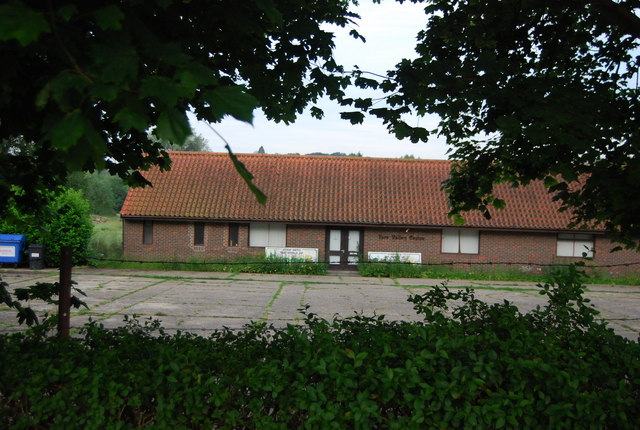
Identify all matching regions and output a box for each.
[1,267,639,340]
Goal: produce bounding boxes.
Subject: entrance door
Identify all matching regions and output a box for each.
[327,228,362,269]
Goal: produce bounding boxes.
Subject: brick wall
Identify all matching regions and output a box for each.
[123,219,640,275]
[365,228,555,273]
[364,227,639,276]
[286,225,326,261]
[123,220,263,261]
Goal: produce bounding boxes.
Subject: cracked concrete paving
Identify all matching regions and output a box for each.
[1,267,638,340]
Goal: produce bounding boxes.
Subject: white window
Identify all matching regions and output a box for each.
[442,229,479,254]
[557,233,594,258]
[249,223,286,247]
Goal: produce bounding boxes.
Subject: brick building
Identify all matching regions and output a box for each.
[120,152,640,275]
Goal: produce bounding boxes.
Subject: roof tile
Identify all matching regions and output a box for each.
[120,152,588,231]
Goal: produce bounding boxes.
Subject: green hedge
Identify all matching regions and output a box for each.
[1,267,638,429]
[90,255,328,276]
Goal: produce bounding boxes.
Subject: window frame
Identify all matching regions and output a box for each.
[441,229,479,254]
[557,233,595,258]
[143,220,153,245]
[194,222,205,246]
[228,223,239,247]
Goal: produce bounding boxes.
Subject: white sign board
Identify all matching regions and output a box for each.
[367,252,422,264]
[266,247,318,262]
[0,246,16,258]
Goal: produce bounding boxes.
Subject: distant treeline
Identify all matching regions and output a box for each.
[306,151,363,157]
[284,152,417,159]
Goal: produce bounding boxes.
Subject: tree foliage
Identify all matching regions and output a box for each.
[307,151,363,157]
[152,132,211,152]
[345,0,640,248]
[67,171,129,215]
[0,0,357,214]
[0,188,93,267]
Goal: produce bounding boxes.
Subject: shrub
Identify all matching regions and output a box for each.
[0,265,638,428]
[41,189,93,266]
[91,254,328,276]
[0,188,93,267]
[358,258,424,278]
[241,255,328,275]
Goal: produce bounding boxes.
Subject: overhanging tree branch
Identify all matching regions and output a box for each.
[588,0,640,39]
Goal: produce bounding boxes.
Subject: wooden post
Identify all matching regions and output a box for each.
[58,246,72,339]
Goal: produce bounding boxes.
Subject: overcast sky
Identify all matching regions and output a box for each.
[189,1,451,159]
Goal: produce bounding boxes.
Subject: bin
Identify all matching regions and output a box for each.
[28,244,45,270]
[0,234,26,264]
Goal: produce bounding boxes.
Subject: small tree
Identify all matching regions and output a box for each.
[43,189,93,266]
[0,188,93,266]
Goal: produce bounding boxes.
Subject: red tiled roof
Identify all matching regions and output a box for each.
[120,152,588,231]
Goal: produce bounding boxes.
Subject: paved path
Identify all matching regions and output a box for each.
[1,268,639,340]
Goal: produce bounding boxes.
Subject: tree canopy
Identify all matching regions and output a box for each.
[152,132,211,152]
[0,0,357,211]
[67,171,129,215]
[344,0,640,249]
[3,0,640,249]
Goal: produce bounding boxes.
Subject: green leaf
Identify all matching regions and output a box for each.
[50,110,85,150]
[177,63,218,93]
[156,109,191,145]
[114,104,149,132]
[205,86,258,123]
[354,98,373,109]
[340,111,365,125]
[141,76,189,107]
[90,83,121,101]
[256,0,284,26]
[35,83,52,108]
[91,41,138,83]
[57,4,78,21]
[225,145,267,205]
[453,214,465,226]
[349,29,366,42]
[43,70,88,109]
[0,1,50,46]
[93,5,125,30]
[310,106,325,119]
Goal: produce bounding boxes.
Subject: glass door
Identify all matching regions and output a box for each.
[327,228,362,269]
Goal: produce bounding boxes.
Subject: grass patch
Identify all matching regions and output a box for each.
[88,215,122,259]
